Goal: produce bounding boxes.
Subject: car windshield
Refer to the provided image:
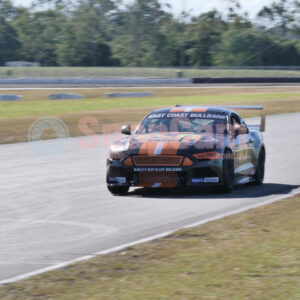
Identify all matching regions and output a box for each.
[135,112,227,134]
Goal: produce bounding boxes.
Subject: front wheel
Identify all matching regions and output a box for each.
[219,150,235,193]
[107,185,129,195]
[252,148,265,185]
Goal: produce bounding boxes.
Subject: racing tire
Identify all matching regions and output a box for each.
[252,148,265,185]
[107,185,129,195]
[219,150,235,193]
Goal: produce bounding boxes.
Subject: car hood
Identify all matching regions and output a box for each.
[111,132,226,155]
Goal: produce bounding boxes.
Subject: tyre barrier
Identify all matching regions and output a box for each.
[0,94,23,101]
[192,77,300,84]
[49,93,84,100]
[106,92,153,98]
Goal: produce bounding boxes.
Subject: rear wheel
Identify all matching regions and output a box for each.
[107,185,129,195]
[252,148,265,185]
[219,150,235,193]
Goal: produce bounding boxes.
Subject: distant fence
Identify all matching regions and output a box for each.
[0,66,300,79]
[0,77,299,85]
[0,78,192,85]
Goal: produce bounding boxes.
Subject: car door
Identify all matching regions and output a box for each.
[241,118,256,175]
[230,113,250,176]
[233,113,257,176]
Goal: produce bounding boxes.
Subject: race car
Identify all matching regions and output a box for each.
[106,105,266,195]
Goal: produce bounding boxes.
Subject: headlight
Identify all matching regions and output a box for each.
[193,151,222,160]
[108,150,126,161]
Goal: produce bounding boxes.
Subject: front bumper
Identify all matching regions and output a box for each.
[107,157,223,188]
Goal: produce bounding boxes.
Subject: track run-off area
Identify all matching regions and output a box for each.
[0,112,299,284]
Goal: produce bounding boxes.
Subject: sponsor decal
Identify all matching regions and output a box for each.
[204,177,219,183]
[134,167,182,172]
[191,177,219,184]
[189,113,226,120]
[108,177,126,184]
[191,178,205,184]
[147,113,226,120]
[148,113,167,119]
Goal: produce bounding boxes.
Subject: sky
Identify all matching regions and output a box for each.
[12,0,273,18]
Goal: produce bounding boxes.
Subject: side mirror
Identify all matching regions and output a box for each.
[121,125,131,135]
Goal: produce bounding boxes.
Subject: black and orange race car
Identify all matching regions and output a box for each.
[106,105,266,195]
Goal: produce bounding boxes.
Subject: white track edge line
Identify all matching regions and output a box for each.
[0,189,299,286]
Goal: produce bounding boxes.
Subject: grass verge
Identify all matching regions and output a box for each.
[0,195,299,300]
[0,86,299,143]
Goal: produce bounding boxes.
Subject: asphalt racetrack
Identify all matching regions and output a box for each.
[0,113,299,283]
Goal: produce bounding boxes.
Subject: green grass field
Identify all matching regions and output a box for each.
[0,195,299,300]
[1,67,300,78]
[1,91,299,119]
[0,86,299,144]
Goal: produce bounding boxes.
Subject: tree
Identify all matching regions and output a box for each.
[56,0,117,66]
[224,0,252,29]
[0,17,21,65]
[111,0,174,66]
[257,0,298,36]
[186,11,226,66]
[0,0,298,67]
[57,27,116,66]
[0,0,21,65]
[13,8,66,65]
[212,28,300,66]
[0,0,15,19]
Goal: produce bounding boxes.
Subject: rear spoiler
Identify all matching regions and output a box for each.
[221,105,266,132]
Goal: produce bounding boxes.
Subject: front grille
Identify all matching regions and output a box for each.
[133,156,183,166]
[138,172,177,187]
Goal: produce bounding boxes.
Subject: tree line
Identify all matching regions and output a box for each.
[0,0,299,67]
